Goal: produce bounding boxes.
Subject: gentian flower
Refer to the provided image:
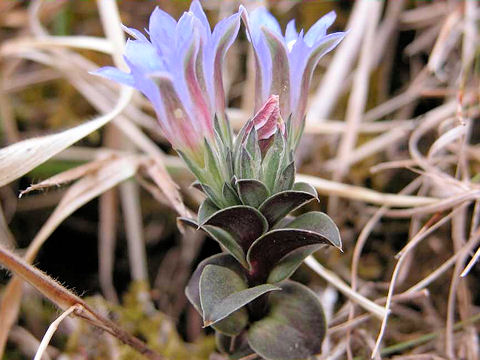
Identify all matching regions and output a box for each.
[93,1,240,165]
[241,6,346,147]
[92,3,345,359]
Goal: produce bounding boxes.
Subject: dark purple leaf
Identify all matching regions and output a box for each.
[203,225,248,268]
[236,179,270,208]
[246,212,341,282]
[258,190,317,227]
[185,254,245,314]
[247,281,326,360]
[200,265,249,335]
[204,282,280,328]
[202,205,268,253]
[267,246,318,283]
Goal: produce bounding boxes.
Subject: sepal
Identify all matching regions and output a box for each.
[261,131,286,192]
[235,179,270,208]
[198,198,219,223]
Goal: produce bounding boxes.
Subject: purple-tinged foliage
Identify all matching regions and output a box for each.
[241,6,346,146]
[93,1,240,163]
[94,2,344,359]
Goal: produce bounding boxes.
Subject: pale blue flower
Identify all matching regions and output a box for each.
[93,1,240,162]
[241,7,345,144]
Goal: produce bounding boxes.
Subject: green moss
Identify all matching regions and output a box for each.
[65,282,214,360]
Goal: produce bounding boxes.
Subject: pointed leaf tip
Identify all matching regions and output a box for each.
[206,283,281,327]
[202,205,268,253]
[199,264,249,335]
[258,190,317,227]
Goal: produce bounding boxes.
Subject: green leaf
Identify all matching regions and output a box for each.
[180,212,249,269]
[247,281,326,360]
[262,131,285,192]
[177,217,198,230]
[205,283,280,327]
[177,150,206,183]
[240,147,254,179]
[233,119,251,160]
[204,139,223,189]
[236,179,270,208]
[245,128,262,178]
[267,212,342,282]
[222,182,241,206]
[258,190,317,227]
[285,115,294,151]
[293,182,317,197]
[198,198,219,224]
[287,211,342,249]
[185,254,245,314]
[274,161,295,193]
[200,265,249,335]
[267,246,317,283]
[225,148,234,180]
[200,183,224,208]
[214,115,229,148]
[202,205,268,254]
[202,225,248,269]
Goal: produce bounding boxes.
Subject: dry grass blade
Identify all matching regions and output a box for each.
[0,87,133,188]
[19,157,113,197]
[333,0,383,179]
[98,189,119,303]
[0,156,142,354]
[0,244,86,310]
[297,174,438,207]
[0,243,164,360]
[308,0,371,120]
[34,305,79,360]
[0,206,14,247]
[25,156,142,262]
[304,256,387,320]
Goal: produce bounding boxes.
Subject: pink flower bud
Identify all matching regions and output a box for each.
[245,95,285,142]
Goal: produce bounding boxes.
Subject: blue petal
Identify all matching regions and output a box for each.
[288,35,310,112]
[241,6,273,109]
[124,39,164,73]
[92,66,134,86]
[175,12,196,52]
[261,27,290,116]
[125,59,163,114]
[121,24,148,42]
[189,0,211,33]
[249,7,282,38]
[149,7,177,56]
[293,32,346,122]
[304,11,336,46]
[208,12,240,111]
[285,20,298,47]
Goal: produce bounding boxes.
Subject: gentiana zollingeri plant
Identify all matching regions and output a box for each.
[93,2,346,359]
